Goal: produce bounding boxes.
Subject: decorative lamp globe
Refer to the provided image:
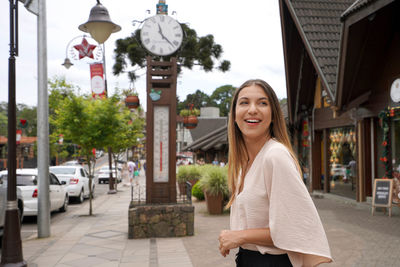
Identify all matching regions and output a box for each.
[78,1,121,44]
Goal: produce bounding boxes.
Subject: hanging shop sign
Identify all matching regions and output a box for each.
[90,63,106,98]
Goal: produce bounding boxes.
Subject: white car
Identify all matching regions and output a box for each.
[0,177,24,232]
[50,166,95,203]
[0,169,68,220]
[97,166,121,184]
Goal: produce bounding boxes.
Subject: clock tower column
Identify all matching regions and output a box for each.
[146,56,177,203]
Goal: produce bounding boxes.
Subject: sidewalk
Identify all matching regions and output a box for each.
[12,172,400,266]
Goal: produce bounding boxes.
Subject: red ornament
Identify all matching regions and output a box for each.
[390,109,395,117]
[73,37,97,59]
[382,140,387,146]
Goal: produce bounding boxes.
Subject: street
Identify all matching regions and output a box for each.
[2,154,114,245]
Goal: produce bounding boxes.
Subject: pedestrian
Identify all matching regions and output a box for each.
[127,161,135,183]
[121,163,130,186]
[218,79,332,267]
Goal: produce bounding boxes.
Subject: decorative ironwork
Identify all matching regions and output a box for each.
[130,182,192,205]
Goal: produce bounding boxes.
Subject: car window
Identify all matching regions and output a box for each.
[50,167,76,175]
[80,169,86,177]
[50,174,60,185]
[1,174,37,186]
[1,175,38,186]
[13,175,37,186]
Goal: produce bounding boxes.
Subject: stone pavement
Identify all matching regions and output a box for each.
[7,172,400,266]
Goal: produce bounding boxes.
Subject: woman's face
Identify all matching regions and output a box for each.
[235,84,272,143]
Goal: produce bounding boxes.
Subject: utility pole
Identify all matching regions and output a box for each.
[36,0,51,238]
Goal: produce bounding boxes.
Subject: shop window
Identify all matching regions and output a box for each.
[328,127,356,199]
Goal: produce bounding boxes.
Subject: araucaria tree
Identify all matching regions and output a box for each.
[113,24,231,81]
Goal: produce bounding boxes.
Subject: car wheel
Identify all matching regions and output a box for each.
[78,189,84,203]
[60,194,68,212]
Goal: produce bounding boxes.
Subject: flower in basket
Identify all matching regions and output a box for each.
[123,88,140,109]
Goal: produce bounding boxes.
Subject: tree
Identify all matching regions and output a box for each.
[209,85,236,117]
[177,89,211,115]
[113,24,231,82]
[54,95,123,215]
[48,77,80,164]
[108,106,145,186]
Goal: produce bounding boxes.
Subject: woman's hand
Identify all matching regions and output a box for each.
[218,230,243,257]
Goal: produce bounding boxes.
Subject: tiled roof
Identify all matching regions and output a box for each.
[188,117,227,142]
[287,0,354,97]
[341,0,376,19]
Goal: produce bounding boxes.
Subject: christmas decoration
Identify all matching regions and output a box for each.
[378,106,400,178]
[73,37,97,59]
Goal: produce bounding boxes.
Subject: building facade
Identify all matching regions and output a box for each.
[279,0,400,201]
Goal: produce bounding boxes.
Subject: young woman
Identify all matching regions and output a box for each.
[218,79,332,267]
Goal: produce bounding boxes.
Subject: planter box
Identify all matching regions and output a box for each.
[204,191,224,214]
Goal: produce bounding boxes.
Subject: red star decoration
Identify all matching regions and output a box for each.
[73,37,97,59]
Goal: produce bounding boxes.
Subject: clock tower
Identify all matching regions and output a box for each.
[141,1,182,203]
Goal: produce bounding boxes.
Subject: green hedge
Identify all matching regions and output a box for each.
[191,181,204,200]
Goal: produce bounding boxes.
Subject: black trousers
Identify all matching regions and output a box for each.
[235,248,293,267]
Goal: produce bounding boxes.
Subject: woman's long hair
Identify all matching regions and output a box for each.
[226,79,301,208]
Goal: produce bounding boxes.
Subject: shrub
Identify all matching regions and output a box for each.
[191,181,205,200]
[198,165,229,197]
[177,165,202,183]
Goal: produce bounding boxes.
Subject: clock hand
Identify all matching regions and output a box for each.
[157,23,175,47]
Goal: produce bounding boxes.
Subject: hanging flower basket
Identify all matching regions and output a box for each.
[185,115,198,129]
[125,95,139,109]
[180,107,200,129]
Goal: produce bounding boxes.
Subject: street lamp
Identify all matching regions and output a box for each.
[78,0,121,44]
[61,35,104,70]
[79,0,120,194]
[2,0,27,266]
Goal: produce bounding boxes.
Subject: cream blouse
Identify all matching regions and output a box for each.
[230,139,332,267]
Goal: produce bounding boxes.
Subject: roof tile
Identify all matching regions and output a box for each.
[289,0,354,95]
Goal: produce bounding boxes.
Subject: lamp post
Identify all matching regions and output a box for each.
[79,0,120,194]
[1,0,27,266]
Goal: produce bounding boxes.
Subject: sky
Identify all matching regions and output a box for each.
[0,0,286,111]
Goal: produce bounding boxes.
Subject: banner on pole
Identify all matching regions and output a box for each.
[90,63,105,98]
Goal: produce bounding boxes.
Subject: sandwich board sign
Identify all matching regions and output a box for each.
[371,179,393,217]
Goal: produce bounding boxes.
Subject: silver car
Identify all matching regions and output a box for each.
[0,169,69,229]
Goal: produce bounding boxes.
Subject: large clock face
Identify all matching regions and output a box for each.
[140,15,183,56]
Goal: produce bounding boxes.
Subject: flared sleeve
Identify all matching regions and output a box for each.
[262,144,332,267]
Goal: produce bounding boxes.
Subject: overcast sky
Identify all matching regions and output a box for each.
[0,0,286,110]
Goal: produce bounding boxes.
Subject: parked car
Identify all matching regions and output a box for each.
[95,150,104,159]
[50,166,95,203]
[0,169,68,223]
[63,160,81,166]
[97,166,121,184]
[0,175,24,232]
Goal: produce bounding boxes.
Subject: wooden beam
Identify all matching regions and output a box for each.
[345,90,371,110]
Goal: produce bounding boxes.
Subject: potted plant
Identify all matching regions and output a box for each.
[123,88,140,109]
[179,108,200,129]
[198,165,229,214]
[177,165,202,196]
